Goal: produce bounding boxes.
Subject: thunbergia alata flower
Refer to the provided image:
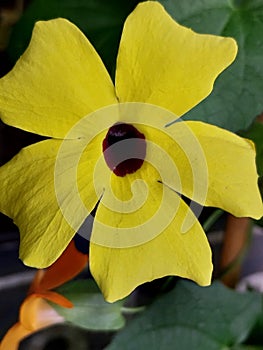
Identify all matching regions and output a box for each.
[0,240,87,349]
[0,2,262,302]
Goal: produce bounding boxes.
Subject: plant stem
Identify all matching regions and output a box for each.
[203,209,224,232]
[121,306,146,315]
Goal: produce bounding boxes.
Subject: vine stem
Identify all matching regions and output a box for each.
[121,306,146,315]
[203,209,224,232]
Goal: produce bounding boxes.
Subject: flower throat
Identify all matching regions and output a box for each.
[103,123,146,177]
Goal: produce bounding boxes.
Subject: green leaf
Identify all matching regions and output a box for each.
[52,279,125,331]
[7,0,139,78]
[159,0,263,132]
[107,281,261,350]
[231,346,263,350]
[244,298,263,346]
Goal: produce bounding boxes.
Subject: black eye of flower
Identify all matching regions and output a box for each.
[102,123,146,177]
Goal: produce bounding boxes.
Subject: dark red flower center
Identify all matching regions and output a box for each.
[102,123,146,177]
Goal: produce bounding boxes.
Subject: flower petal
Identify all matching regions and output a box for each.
[0,296,64,350]
[90,178,212,302]
[136,122,209,221]
[20,295,64,331]
[34,291,73,309]
[0,323,30,350]
[167,121,263,219]
[37,241,88,291]
[90,162,171,248]
[0,139,99,267]
[116,1,237,117]
[0,18,116,138]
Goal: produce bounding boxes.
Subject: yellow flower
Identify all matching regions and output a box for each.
[0,2,262,302]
